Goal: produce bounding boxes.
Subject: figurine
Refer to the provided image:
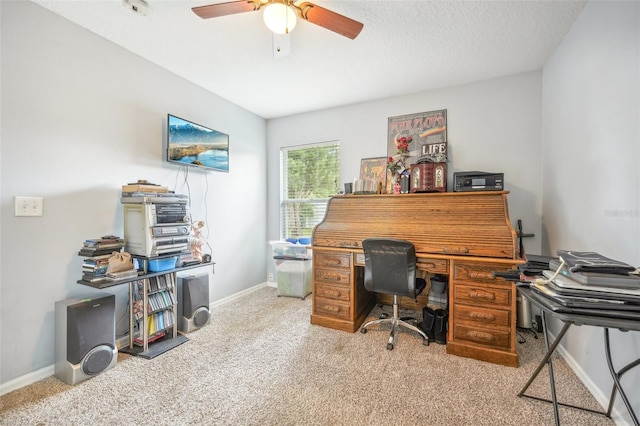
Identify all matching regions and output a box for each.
[190,220,206,261]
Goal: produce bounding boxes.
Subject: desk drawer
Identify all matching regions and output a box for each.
[315,268,351,286]
[453,324,511,350]
[455,304,510,327]
[453,262,511,284]
[454,284,511,308]
[314,297,351,320]
[315,282,350,302]
[315,252,351,269]
[417,257,448,274]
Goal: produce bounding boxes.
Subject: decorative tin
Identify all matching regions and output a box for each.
[410,161,447,193]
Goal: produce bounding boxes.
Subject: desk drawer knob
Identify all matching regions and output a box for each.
[467,331,495,342]
[323,289,341,298]
[320,259,342,267]
[320,272,343,282]
[469,271,494,280]
[469,312,495,321]
[323,305,339,313]
[468,290,496,301]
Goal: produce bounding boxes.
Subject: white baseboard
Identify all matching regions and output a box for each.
[1,365,54,396]
[1,282,272,396]
[116,335,130,350]
[210,282,270,308]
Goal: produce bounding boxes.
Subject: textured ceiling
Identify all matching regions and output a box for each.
[31,0,586,119]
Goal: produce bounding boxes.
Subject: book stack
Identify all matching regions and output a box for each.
[78,236,125,282]
[78,235,125,257]
[80,254,111,282]
[551,250,639,289]
[106,269,139,281]
[121,180,168,194]
[528,250,640,320]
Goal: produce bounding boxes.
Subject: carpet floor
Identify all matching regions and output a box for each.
[0,286,613,425]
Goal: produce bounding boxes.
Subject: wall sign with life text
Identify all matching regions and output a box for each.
[387,109,447,166]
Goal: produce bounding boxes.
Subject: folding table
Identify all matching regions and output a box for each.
[518,287,640,426]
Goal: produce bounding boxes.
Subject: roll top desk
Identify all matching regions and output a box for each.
[310,191,523,367]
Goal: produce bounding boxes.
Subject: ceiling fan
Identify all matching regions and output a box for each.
[192,0,364,40]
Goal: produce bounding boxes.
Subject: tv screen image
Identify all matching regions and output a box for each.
[167,114,229,172]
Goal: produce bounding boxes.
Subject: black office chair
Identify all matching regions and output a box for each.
[360,238,429,350]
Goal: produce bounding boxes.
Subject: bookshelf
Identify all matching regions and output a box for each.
[77,261,213,359]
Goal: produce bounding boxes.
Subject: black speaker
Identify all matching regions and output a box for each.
[178,274,210,333]
[55,293,117,385]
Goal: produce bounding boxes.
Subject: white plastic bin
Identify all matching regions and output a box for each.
[276,258,312,299]
[270,241,311,259]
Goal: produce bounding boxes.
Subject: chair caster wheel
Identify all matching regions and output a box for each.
[380,312,389,319]
[423,339,430,346]
[386,343,394,350]
[360,328,367,334]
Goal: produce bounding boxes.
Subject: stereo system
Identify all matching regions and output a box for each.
[55,293,117,385]
[125,203,189,226]
[123,203,190,257]
[453,171,504,192]
[177,274,211,333]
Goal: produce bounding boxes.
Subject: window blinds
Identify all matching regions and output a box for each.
[280,141,340,239]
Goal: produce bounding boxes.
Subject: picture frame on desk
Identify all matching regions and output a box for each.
[359,157,387,194]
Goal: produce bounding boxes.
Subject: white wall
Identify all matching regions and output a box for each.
[542,1,640,423]
[4,1,637,420]
[0,1,267,387]
[267,71,544,255]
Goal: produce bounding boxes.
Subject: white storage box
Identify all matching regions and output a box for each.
[276,259,312,299]
[270,241,311,259]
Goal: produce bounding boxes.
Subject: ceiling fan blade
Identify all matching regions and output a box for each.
[192,1,260,19]
[298,2,363,39]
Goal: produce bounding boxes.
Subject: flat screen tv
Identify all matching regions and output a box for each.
[167,114,229,172]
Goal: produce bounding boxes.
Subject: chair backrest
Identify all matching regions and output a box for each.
[362,238,417,298]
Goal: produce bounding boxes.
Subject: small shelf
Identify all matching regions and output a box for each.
[120,334,189,359]
[77,260,213,358]
[76,261,214,289]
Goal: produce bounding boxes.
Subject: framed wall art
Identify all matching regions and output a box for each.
[387,109,447,166]
[359,157,388,193]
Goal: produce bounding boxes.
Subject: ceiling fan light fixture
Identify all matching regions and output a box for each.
[263,3,297,35]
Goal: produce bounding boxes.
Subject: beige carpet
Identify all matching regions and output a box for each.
[1,286,613,425]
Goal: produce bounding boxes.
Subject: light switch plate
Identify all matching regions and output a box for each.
[15,196,43,217]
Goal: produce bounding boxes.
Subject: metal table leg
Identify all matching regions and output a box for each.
[518,314,606,424]
[604,328,640,426]
[518,313,570,425]
[542,312,561,426]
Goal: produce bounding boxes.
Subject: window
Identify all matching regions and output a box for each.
[280,141,340,239]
